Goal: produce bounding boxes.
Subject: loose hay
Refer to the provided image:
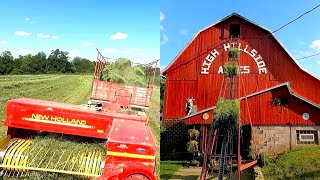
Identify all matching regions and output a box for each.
[4,134,106,180]
[101,59,150,87]
[213,99,239,134]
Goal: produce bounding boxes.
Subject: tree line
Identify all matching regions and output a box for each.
[0,49,95,75]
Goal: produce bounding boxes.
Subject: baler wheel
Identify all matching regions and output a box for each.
[125,173,149,180]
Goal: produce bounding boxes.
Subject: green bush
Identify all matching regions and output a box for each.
[213,99,239,133]
[228,48,240,58]
[223,61,239,77]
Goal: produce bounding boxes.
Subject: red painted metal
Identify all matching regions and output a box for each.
[3,98,156,179]
[91,80,152,108]
[162,14,320,126]
[239,160,258,171]
[102,119,156,180]
[4,98,147,139]
[92,49,158,109]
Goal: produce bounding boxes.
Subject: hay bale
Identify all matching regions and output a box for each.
[223,61,239,77]
[186,140,198,153]
[213,99,239,133]
[228,48,240,58]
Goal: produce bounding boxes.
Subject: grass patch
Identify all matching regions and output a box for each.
[145,85,160,179]
[262,146,320,179]
[160,161,183,180]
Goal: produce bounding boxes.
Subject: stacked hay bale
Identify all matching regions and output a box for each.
[213,47,240,134]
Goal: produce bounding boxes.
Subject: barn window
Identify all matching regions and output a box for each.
[296,130,318,145]
[229,24,240,38]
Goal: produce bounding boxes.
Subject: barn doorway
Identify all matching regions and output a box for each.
[241,125,252,159]
[206,125,252,160]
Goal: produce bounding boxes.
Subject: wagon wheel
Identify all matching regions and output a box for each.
[125,173,150,180]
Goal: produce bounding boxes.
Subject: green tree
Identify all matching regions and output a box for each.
[31,52,47,74]
[72,56,94,73]
[160,77,165,107]
[47,49,74,73]
[0,51,14,74]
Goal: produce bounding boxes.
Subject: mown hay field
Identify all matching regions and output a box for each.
[0,74,160,179]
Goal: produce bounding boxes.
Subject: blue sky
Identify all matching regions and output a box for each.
[0,0,159,63]
[160,0,320,77]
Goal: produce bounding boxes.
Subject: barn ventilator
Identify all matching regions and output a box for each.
[199,38,262,180]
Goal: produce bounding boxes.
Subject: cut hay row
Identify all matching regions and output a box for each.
[0,75,55,81]
[0,77,60,90]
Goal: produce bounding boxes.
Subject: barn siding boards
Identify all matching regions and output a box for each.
[163,13,320,126]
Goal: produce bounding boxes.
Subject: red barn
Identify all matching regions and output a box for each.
[161,13,320,155]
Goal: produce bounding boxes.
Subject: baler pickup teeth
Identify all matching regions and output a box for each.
[0,137,106,179]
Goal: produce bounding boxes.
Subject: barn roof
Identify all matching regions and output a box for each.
[161,13,320,81]
[177,82,320,122]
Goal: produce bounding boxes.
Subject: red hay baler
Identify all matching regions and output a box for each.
[0,98,156,179]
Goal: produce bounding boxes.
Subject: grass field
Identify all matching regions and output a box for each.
[262,146,320,179]
[0,74,160,179]
[160,161,183,180]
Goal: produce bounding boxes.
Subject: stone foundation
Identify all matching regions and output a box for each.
[253,125,320,155]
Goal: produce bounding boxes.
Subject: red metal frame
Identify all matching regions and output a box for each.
[91,49,159,109]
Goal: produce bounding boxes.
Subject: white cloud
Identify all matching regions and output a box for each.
[15,31,32,37]
[317,61,320,64]
[37,33,59,39]
[109,32,128,40]
[0,40,8,45]
[25,17,31,22]
[104,48,118,53]
[160,25,164,31]
[161,34,168,45]
[81,41,95,47]
[310,40,320,51]
[160,11,165,21]
[69,49,80,57]
[17,49,32,56]
[179,29,188,36]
